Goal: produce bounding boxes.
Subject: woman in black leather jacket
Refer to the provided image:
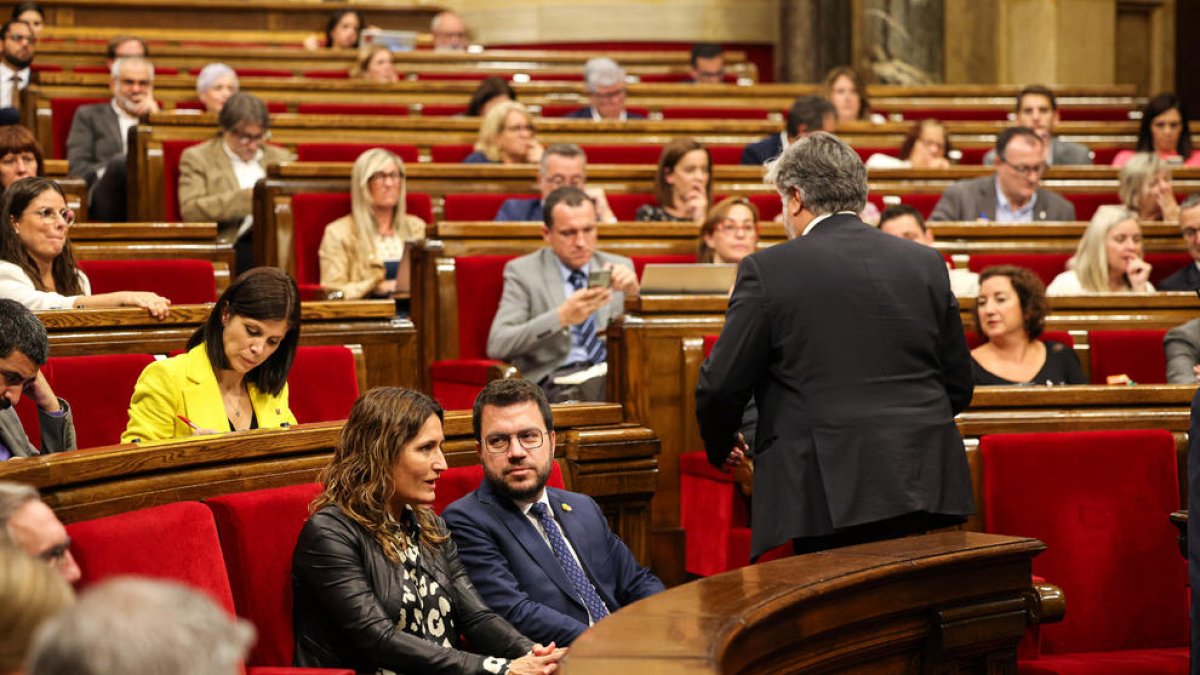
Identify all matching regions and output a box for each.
[292,387,568,674]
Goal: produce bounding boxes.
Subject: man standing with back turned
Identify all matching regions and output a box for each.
[696,132,975,559]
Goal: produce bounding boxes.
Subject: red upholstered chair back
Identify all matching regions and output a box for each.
[703,334,719,356]
[966,253,1071,287]
[1064,192,1119,221]
[50,97,107,159]
[431,462,565,514]
[964,330,1074,350]
[578,144,662,165]
[162,138,205,221]
[454,255,517,359]
[854,146,900,162]
[431,144,474,163]
[746,193,782,221]
[1091,148,1122,165]
[893,107,1010,122]
[1146,252,1192,286]
[67,501,237,613]
[287,345,360,423]
[205,482,323,667]
[296,102,409,116]
[1087,329,1168,385]
[708,146,744,166]
[419,104,467,116]
[631,254,698,280]
[77,258,218,304]
[444,193,536,221]
[39,353,154,448]
[897,193,941,218]
[234,67,292,78]
[980,429,1187,654]
[1059,107,1136,122]
[302,69,351,79]
[659,107,772,120]
[607,194,656,221]
[294,142,420,164]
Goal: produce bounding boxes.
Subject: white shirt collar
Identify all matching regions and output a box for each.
[221,139,263,167]
[517,489,551,515]
[591,108,627,122]
[801,210,856,236]
[0,62,27,86]
[110,99,139,124]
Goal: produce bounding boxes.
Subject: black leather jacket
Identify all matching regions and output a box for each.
[292,505,533,674]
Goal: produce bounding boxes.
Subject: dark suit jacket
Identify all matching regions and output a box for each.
[1190,389,1200,675]
[442,481,664,646]
[740,133,784,166]
[1159,262,1200,291]
[66,102,124,186]
[495,198,543,222]
[695,214,975,558]
[562,107,646,120]
[929,175,1076,222]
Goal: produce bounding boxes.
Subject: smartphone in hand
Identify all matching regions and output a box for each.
[588,268,612,289]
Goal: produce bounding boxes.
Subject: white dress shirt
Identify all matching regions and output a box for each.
[0,63,29,107]
[221,142,265,239]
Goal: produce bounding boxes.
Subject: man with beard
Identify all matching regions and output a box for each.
[443,378,663,646]
[0,19,34,112]
[0,300,75,459]
[66,56,159,187]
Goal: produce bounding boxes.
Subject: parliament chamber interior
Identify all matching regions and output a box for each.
[0,0,1196,673]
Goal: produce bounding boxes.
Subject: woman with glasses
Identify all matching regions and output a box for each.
[464,101,543,164]
[0,177,169,315]
[698,197,760,265]
[1118,152,1179,222]
[319,148,426,299]
[292,386,567,674]
[1047,205,1154,294]
[178,92,293,273]
[122,267,300,443]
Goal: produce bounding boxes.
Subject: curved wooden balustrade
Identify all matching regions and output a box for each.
[563,531,1054,674]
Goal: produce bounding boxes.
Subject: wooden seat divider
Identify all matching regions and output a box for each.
[67,221,235,270]
[35,300,418,392]
[0,402,659,570]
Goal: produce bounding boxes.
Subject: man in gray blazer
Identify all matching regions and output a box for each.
[930,127,1077,222]
[66,56,159,186]
[0,300,75,460]
[982,85,1092,166]
[488,186,639,402]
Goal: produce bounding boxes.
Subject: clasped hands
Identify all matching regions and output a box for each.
[509,641,568,675]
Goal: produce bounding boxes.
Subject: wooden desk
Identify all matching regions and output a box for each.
[564,532,1053,674]
[0,402,659,564]
[36,300,418,392]
[67,221,235,269]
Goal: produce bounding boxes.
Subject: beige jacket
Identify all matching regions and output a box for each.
[317,214,426,299]
[177,136,292,229]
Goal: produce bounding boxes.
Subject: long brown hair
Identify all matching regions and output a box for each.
[653,137,712,209]
[0,177,81,295]
[312,387,448,561]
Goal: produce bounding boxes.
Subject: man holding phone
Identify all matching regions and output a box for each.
[488,186,639,402]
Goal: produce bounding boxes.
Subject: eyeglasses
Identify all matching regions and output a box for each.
[543,174,585,189]
[503,123,535,134]
[483,427,547,453]
[715,221,756,235]
[1003,161,1047,177]
[368,170,404,184]
[23,206,75,226]
[231,129,270,144]
[38,537,72,566]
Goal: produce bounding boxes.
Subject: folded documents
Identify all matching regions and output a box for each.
[552,362,607,385]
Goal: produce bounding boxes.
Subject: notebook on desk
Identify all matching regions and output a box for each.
[639,264,737,295]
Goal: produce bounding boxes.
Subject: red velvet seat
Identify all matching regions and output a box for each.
[444,193,536,221]
[966,253,1071,287]
[1064,193,1120,221]
[418,104,467,117]
[206,483,324,668]
[289,192,433,299]
[891,107,1011,121]
[294,143,419,164]
[957,147,991,165]
[302,70,351,79]
[162,138,206,221]
[49,97,106,159]
[1091,148,1123,166]
[980,430,1188,673]
[431,255,518,410]
[638,73,739,84]
[175,100,288,114]
[659,106,772,120]
[296,102,409,117]
[287,346,360,423]
[1087,329,1168,385]
[77,258,219,304]
[431,144,474,163]
[746,193,783,221]
[606,194,656,221]
[235,68,294,78]
[897,193,942,218]
[14,352,155,449]
[1146,253,1192,286]
[579,144,662,165]
[708,146,744,166]
[1058,107,1135,122]
[855,146,900,162]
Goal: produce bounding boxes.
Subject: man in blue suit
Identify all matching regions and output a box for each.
[740,95,835,166]
[443,378,664,645]
[494,143,616,223]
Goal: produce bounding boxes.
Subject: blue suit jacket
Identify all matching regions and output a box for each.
[495,198,543,222]
[442,480,664,645]
[1159,262,1200,291]
[740,133,784,166]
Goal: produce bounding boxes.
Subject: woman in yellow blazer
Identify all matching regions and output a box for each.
[317,148,426,299]
[122,267,301,444]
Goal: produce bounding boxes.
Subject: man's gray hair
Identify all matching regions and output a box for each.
[539,143,586,175]
[767,131,867,215]
[195,63,238,98]
[26,577,255,675]
[0,482,40,544]
[217,91,269,132]
[583,57,624,93]
[109,56,154,82]
[0,299,48,365]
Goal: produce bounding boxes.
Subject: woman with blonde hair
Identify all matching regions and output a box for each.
[1047,205,1154,294]
[0,542,73,674]
[292,387,567,674]
[1118,152,1179,221]
[463,101,543,164]
[350,46,399,84]
[318,148,426,299]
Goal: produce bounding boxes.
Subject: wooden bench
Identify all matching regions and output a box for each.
[67,221,235,269]
[36,300,418,392]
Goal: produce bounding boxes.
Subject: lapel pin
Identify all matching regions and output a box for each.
[561,503,572,512]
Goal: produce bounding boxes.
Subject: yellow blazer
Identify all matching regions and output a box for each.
[122,344,297,444]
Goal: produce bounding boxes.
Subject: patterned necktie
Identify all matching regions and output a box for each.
[529,501,609,621]
[567,269,606,365]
